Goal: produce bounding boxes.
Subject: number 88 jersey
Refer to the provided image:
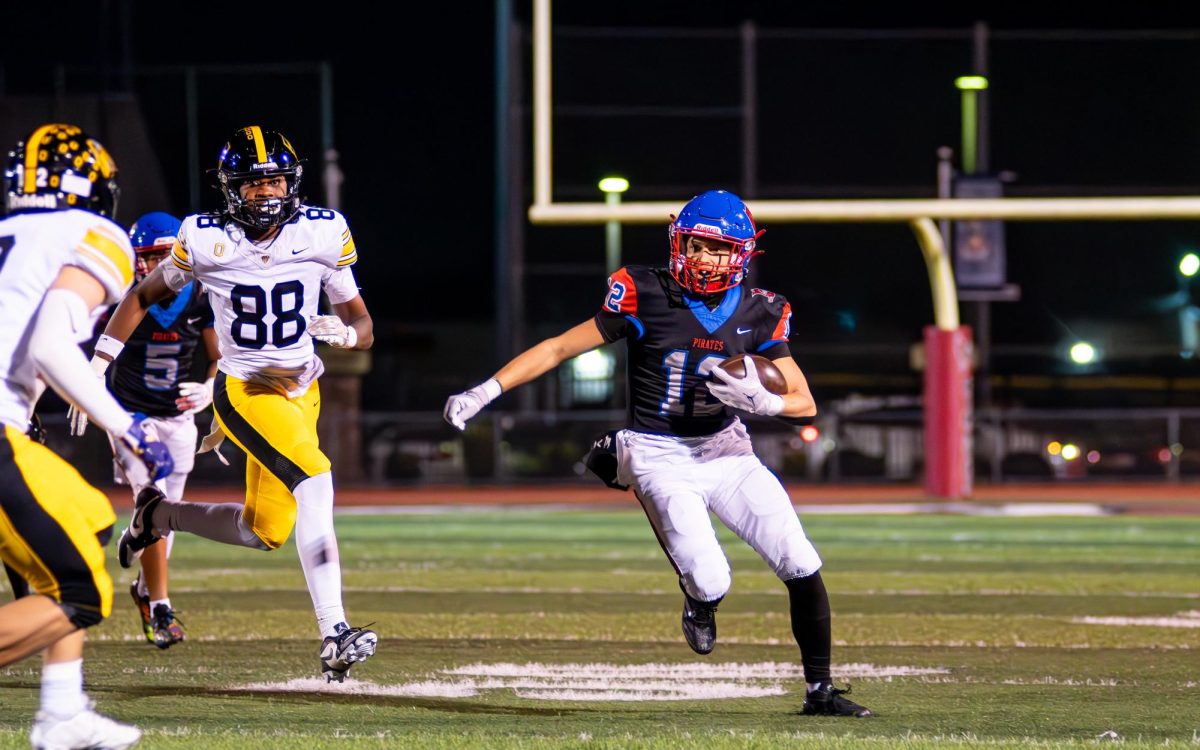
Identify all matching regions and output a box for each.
[167,206,360,381]
[595,265,793,437]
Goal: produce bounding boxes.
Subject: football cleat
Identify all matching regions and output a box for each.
[318,623,378,683]
[802,682,873,717]
[680,580,719,655]
[129,576,154,644]
[149,603,186,650]
[117,486,165,569]
[30,700,141,749]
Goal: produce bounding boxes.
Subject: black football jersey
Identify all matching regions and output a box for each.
[109,281,214,417]
[594,265,793,437]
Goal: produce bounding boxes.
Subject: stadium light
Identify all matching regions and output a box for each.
[1180,252,1200,277]
[1069,341,1097,365]
[1060,443,1081,461]
[598,176,629,273]
[955,76,989,173]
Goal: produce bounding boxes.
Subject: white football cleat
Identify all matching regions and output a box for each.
[30,701,141,749]
[319,623,378,683]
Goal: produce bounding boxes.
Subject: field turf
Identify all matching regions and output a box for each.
[2,509,1198,748]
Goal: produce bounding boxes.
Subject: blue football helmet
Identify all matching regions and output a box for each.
[668,189,764,295]
[129,211,181,281]
[3,123,120,218]
[214,126,303,229]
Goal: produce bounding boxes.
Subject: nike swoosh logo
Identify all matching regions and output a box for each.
[187,316,203,325]
[736,327,752,334]
[291,248,308,255]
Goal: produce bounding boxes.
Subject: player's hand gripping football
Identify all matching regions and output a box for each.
[112,415,175,488]
[307,315,357,348]
[176,378,215,415]
[443,378,503,431]
[707,357,786,416]
[67,354,113,436]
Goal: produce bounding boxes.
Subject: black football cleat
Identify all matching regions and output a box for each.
[802,682,873,717]
[117,486,165,569]
[680,580,720,655]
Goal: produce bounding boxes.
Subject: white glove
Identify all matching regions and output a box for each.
[443,378,503,431]
[68,355,112,436]
[307,315,357,348]
[176,377,215,416]
[707,357,785,416]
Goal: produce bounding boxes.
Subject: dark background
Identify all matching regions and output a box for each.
[6,3,1200,411]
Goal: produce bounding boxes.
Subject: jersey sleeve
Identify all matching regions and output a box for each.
[70,220,134,304]
[322,266,361,305]
[751,289,793,359]
[594,267,643,342]
[601,267,638,315]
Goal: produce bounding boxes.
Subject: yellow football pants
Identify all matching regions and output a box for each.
[0,425,114,625]
[212,373,331,549]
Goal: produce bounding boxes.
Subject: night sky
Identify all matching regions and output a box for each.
[6,4,1200,407]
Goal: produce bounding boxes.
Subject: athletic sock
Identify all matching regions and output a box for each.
[149,598,172,614]
[293,472,346,639]
[41,658,86,718]
[785,570,832,686]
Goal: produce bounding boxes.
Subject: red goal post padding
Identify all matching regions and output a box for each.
[924,326,974,498]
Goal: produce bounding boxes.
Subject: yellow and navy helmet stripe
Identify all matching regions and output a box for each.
[247,126,268,164]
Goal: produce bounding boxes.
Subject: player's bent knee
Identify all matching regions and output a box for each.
[249,527,285,550]
[292,442,331,479]
[684,555,732,602]
[774,530,822,580]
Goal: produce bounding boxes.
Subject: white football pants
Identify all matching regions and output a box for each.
[617,418,822,603]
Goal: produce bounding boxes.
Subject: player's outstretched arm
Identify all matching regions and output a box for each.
[100,261,176,347]
[68,262,179,435]
[443,319,606,430]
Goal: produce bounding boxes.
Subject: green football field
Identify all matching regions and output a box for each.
[2,508,1198,749]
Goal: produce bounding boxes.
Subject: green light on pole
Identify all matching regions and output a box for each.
[955,75,988,174]
[1069,341,1097,365]
[954,76,989,91]
[1180,253,1200,277]
[599,176,629,273]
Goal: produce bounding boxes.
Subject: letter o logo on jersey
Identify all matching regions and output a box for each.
[214,242,225,257]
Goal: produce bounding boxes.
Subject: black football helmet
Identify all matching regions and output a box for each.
[215,126,303,229]
[3,123,120,217]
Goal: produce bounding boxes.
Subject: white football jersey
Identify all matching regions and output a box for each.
[0,209,134,428]
[168,206,360,386]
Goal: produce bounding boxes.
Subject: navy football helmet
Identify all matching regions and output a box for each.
[215,126,303,229]
[668,189,763,295]
[129,211,182,281]
[3,123,120,217]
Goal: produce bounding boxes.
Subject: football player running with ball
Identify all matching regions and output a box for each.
[105,126,378,682]
[68,211,219,650]
[1,123,175,750]
[445,189,871,717]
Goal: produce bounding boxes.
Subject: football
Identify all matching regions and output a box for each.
[716,354,789,395]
